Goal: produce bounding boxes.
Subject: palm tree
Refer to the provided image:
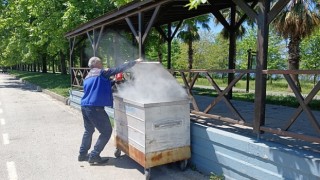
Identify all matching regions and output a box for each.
[213,8,248,40]
[272,0,320,91]
[177,15,211,82]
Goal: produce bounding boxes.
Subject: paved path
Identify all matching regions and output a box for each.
[0,74,208,180]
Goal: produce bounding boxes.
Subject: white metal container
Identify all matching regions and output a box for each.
[113,95,190,174]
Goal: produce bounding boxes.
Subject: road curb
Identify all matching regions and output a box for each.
[11,75,69,105]
[42,89,70,105]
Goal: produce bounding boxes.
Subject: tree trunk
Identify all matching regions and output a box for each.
[37,62,41,72]
[42,53,47,73]
[288,37,301,92]
[158,50,163,64]
[80,45,88,67]
[52,58,55,74]
[157,45,163,64]
[157,35,163,64]
[60,51,67,75]
[33,62,36,72]
[188,40,193,83]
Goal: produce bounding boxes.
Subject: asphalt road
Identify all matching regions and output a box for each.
[0,73,208,180]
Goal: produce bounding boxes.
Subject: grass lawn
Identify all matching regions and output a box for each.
[9,70,71,97]
[176,76,319,95]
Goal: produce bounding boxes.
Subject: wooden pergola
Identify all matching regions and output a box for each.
[65,0,320,143]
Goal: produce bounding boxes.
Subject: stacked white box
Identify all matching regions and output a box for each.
[113,95,190,168]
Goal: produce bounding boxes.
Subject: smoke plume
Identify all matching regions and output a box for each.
[115,62,188,103]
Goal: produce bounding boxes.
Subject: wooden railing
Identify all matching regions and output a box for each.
[71,67,90,88]
[176,69,254,126]
[71,67,320,143]
[260,70,320,143]
[174,69,320,143]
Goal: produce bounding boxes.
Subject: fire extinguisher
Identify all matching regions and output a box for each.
[112,73,124,93]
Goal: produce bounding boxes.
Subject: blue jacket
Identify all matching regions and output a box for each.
[81,61,136,107]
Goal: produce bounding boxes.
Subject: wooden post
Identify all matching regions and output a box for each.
[69,37,76,88]
[156,21,182,70]
[253,0,270,135]
[246,49,253,93]
[114,34,120,66]
[138,12,145,59]
[228,4,236,99]
[167,23,172,69]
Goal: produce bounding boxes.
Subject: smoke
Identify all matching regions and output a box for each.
[82,29,188,104]
[115,62,188,103]
[85,29,138,67]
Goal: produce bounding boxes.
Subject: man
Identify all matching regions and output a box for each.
[78,56,141,165]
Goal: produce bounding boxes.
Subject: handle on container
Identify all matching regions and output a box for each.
[154,120,182,129]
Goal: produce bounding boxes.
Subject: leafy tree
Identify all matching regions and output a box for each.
[193,32,228,70]
[186,0,208,9]
[170,39,183,69]
[301,28,320,85]
[111,0,135,8]
[237,27,286,76]
[0,0,31,69]
[177,15,210,81]
[145,29,167,63]
[272,0,320,91]
[0,0,116,73]
[174,42,188,70]
[237,28,257,70]
[188,0,320,90]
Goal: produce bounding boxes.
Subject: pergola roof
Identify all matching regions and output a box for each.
[65,0,256,38]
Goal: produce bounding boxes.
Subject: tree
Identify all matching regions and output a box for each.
[177,15,210,81]
[272,0,320,91]
[111,0,136,8]
[186,0,208,9]
[301,28,320,85]
[193,32,229,70]
[0,0,116,73]
[237,27,287,82]
[188,0,320,91]
[0,0,33,69]
[145,29,167,63]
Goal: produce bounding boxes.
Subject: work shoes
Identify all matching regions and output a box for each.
[78,154,89,162]
[88,156,109,165]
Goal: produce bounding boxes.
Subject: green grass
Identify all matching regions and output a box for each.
[177,76,319,95]
[9,70,71,97]
[210,172,224,180]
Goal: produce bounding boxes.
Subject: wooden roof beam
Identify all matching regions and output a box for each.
[232,0,258,22]
[268,0,290,24]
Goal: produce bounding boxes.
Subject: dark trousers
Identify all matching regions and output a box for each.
[79,106,112,158]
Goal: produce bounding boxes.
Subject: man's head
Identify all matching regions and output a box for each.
[88,57,103,69]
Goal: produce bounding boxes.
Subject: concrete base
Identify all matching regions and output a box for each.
[69,90,114,116]
[191,122,320,180]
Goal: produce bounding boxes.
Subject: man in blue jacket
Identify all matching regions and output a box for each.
[78,56,141,165]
